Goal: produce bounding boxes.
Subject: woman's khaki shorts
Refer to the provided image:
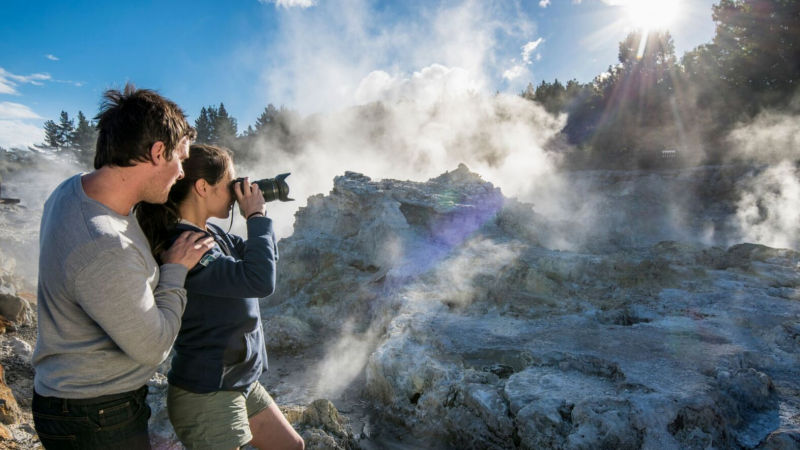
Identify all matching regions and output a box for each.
[167,382,274,449]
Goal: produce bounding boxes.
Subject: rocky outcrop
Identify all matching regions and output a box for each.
[0,365,21,425]
[0,250,32,329]
[0,295,32,328]
[282,399,357,449]
[0,247,36,447]
[266,165,800,449]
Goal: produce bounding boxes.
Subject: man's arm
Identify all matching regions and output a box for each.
[73,248,188,367]
[72,231,213,367]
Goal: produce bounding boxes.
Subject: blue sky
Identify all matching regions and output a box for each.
[0,0,718,149]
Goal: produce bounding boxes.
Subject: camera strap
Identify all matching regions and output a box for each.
[226,204,235,234]
[206,225,233,257]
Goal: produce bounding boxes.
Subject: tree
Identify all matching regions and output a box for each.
[194,103,238,147]
[214,103,238,147]
[41,111,74,150]
[56,111,74,150]
[70,111,98,166]
[43,120,61,148]
[254,104,280,134]
[72,111,97,150]
[618,30,676,69]
[711,0,800,108]
[194,107,215,144]
[533,79,567,114]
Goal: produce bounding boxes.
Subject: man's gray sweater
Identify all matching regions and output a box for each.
[33,174,188,398]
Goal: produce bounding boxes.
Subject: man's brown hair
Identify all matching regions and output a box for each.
[93,83,197,169]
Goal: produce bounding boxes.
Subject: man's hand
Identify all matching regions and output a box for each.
[234,176,267,218]
[161,231,215,269]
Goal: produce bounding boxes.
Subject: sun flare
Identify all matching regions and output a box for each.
[622,0,682,31]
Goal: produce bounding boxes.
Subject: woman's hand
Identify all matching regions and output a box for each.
[234,177,267,218]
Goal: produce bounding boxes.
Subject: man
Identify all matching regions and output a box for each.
[32,84,215,449]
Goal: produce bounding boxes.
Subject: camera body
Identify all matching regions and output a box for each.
[231,173,293,202]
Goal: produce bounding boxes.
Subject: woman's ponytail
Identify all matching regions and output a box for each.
[135,198,181,258]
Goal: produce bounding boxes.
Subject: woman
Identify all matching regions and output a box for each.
[136,144,304,450]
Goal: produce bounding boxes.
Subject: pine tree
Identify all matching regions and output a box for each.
[43,120,61,148]
[215,103,238,146]
[195,107,214,143]
[56,111,74,150]
[70,111,97,166]
[254,104,279,134]
[72,111,97,150]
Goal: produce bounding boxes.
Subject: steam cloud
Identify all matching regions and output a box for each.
[230,1,561,239]
[725,100,800,249]
[0,155,85,286]
[734,161,800,250]
[727,110,800,164]
[237,72,566,240]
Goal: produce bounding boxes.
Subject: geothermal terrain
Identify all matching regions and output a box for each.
[0,159,799,449]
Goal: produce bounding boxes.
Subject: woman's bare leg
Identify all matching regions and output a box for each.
[248,403,304,450]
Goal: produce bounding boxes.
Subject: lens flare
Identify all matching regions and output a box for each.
[622,0,681,31]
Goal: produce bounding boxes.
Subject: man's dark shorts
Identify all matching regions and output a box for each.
[33,385,151,450]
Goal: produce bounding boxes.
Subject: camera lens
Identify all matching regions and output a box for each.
[230,173,293,202]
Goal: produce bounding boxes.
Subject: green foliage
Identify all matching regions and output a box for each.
[57,111,75,148]
[195,106,215,144]
[235,104,301,163]
[189,102,303,164]
[254,104,280,134]
[215,103,238,148]
[194,103,238,149]
[38,110,97,168]
[42,100,305,169]
[71,111,98,167]
[43,119,61,148]
[712,0,800,100]
[524,0,800,169]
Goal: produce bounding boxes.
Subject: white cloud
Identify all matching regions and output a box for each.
[502,37,543,82]
[0,120,43,149]
[0,102,43,120]
[502,64,527,81]
[0,67,52,95]
[539,0,551,7]
[522,38,544,63]
[0,102,44,149]
[53,78,84,88]
[45,54,59,61]
[260,0,317,8]
[0,82,14,95]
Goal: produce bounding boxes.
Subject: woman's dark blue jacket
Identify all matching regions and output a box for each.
[167,216,278,393]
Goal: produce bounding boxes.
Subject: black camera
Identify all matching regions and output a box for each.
[231,173,294,202]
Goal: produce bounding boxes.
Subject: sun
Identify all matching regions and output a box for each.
[621,0,682,31]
